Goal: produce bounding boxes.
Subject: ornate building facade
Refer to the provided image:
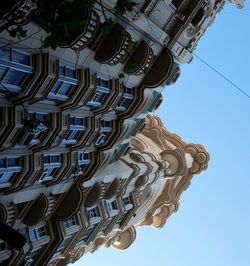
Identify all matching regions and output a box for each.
[0,0,243,265]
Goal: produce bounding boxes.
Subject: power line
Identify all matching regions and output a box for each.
[193,53,250,99]
[97,3,250,100]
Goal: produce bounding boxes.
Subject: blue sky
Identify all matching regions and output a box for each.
[75,3,250,266]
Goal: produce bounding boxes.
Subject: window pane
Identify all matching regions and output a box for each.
[7,158,18,167]
[0,48,10,61]
[0,159,5,168]
[51,80,63,93]
[67,130,80,140]
[3,69,26,85]
[51,155,59,163]
[59,66,64,76]
[0,66,8,80]
[58,82,73,95]
[36,113,46,122]
[66,68,76,78]
[0,172,14,184]
[29,229,37,240]
[75,117,84,126]
[44,155,49,164]
[12,51,30,65]
[37,227,45,237]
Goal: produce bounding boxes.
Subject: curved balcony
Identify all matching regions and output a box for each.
[0,203,17,226]
[85,183,102,207]
[22,193,49,226]
[0,0,24,18]
[0,0,41,25]
[56,185,84,220]
[142,48,174,88]
[95,24,132,65]
[104,178,119,199]
[61,9,100,51]
[123,41,154,76]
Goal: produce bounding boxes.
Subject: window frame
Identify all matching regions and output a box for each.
[48,65,78,102]
[39,154,61,183]
[0,47,32,93]
[29,226,46,241]
[63,217,77,229]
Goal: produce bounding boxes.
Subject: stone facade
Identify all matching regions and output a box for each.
[0,0,243,265]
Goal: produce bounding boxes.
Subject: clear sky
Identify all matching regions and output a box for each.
[75,3,250,266]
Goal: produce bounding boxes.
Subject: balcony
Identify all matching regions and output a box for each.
[67,9,100,51]
[142,48,174,88]
[123,41,154,76]
[95,24,131,65]
[22,193,50,226]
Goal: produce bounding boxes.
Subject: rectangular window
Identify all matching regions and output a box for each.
[29,226,46,241]
[106,201,118,212]
[0,47,32,93]
[0,158,19,168]
[27,112,49,123]
[65,129,81,141]
[48,65,78,102]
[59,65,76,78]
[97,78,109,88]
[100,120,111,129]
[95,132,109,146]
[63,217,76,229]
[86,207,99,219]
[123,86,134,95]
[25,112,50,146]
[87,78,110,107]
[70,117,85,127]
[0,157,21,188]
[77,152,90,165]
[122,196,131,206]
[39,154,61,183]
[116,86,134,111]
[0,172,15,187]
[44,155,60,164]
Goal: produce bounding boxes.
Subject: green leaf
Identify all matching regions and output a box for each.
[118,72,125,79]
